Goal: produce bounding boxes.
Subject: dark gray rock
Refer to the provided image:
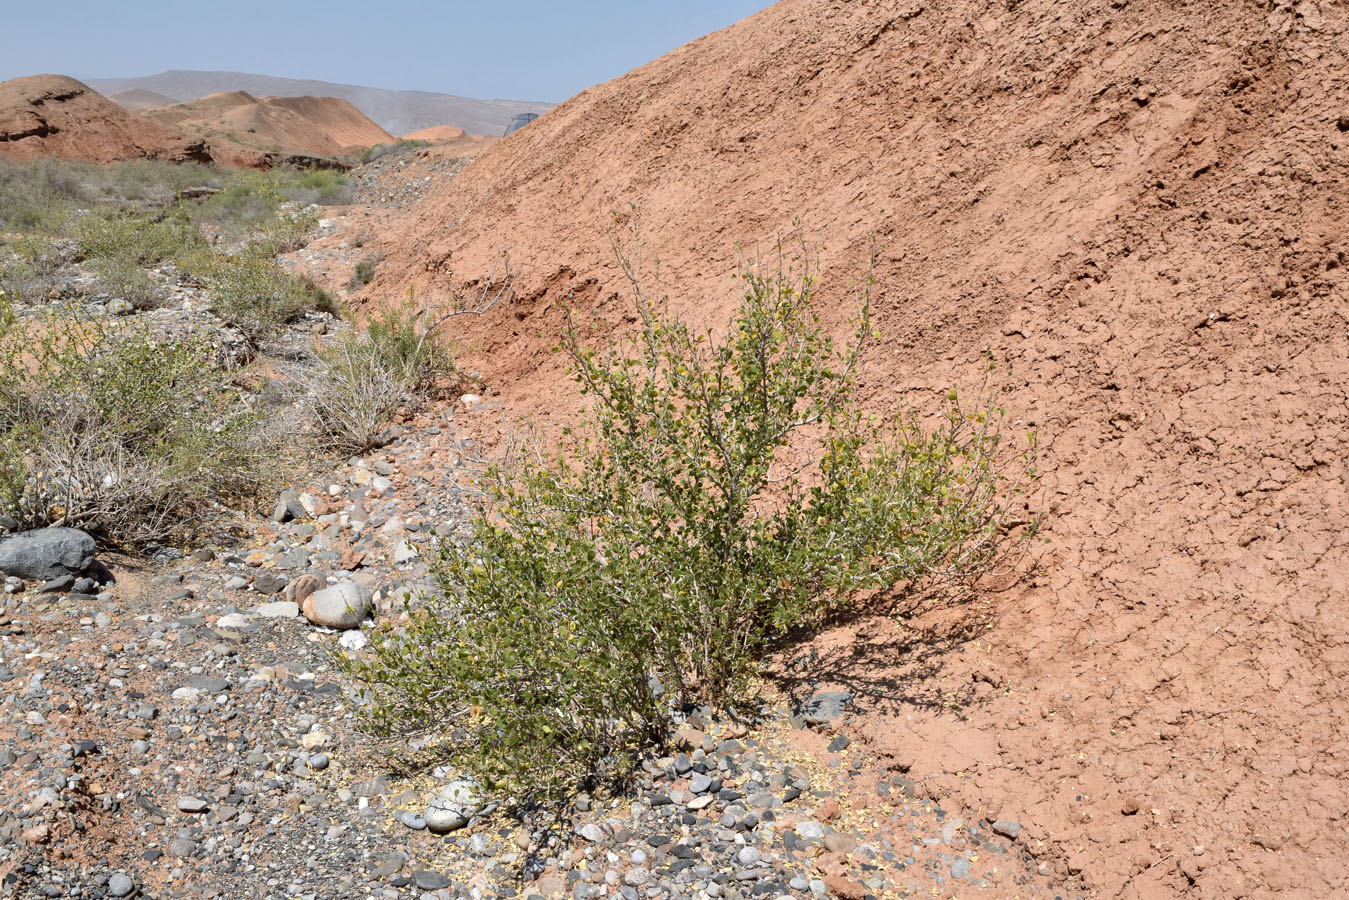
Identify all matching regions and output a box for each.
[273,491,305,523]
[794,690,853,727]
[0,528,96,581]
[412,870,451,890]
[991,819,1022,840]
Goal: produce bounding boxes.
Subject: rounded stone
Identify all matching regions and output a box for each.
[107,873,134,897]
[423,778,483,833]
[301,581,373,629]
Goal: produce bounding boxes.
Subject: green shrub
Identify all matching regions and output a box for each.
[89,257,163,310]
[0,157,218,231]
[0,299,275,542]
[207,246,313,343]
[192,178,282,240]
[309,300,453,453]
[286,169,353,205]
[73,207,199,270]
[349,257,379,288]
[0,236,69,303]
[342,245,1038,803]
[189,168,334,248]
[297,275,340,317]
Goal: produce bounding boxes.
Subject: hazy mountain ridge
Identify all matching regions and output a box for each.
[90,70,553,136]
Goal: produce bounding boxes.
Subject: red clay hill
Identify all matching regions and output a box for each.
[1,75,400,168]
[361,1,1349,897]
[143,90,394,163]
[0,74,209,164]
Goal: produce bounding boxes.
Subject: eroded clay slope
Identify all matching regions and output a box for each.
[0,75,209,164]
[365,1,1348,897]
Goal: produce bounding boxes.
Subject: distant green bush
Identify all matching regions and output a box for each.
[348,254,381,289]
[0,236,70,303]
[287,168,354,205]
[89,257,164,310]
[0,158,347,342]
[342,241,1038,803]
[359,140,431,164]
[208,245,315,343]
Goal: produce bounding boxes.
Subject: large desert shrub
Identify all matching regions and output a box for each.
[343,243,1037,803]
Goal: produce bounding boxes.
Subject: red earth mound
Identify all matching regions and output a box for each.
[362,1,1349,897]
[0,75,209,164]
[144,91,394,159]
[402,125,467,141]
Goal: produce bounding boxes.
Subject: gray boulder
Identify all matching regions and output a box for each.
[0,528,96,581]
[301,580,372,629]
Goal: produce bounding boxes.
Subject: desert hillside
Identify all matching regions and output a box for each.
[91,70,553,136]
[403,125,466,141]
[0,74,209,164]
[144,91,394,158]
[360,0,1349,896]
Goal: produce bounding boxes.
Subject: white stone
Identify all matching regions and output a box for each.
[423,779,484,834]
[797,821,824,839]
[253,601,299,618]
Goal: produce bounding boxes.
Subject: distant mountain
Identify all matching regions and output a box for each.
[88,71,553,137]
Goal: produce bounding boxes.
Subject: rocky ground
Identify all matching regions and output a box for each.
[0,399,1082,900]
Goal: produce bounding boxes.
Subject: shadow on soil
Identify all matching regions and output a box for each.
[773,587,992,719]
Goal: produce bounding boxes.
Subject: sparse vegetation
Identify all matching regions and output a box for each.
[207,246,315,342]
[342,238,1038,804]
[0,158,349,341]
[348,253,382,289]
[309,299,455,454]
[0,157,361,543]
[359,140,431,164]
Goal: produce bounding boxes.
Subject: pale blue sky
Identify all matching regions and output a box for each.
[3,0,773,103]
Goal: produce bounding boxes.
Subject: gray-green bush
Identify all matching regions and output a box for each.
[309,301,455,453]
[0,299,275,542]
[342,242,1038,803]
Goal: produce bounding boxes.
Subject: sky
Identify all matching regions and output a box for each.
[2,0,773,103]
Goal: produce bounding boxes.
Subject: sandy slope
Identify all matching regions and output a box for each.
[360,1,1349,896]
[402,125,468,141]
[0,75,209,164]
